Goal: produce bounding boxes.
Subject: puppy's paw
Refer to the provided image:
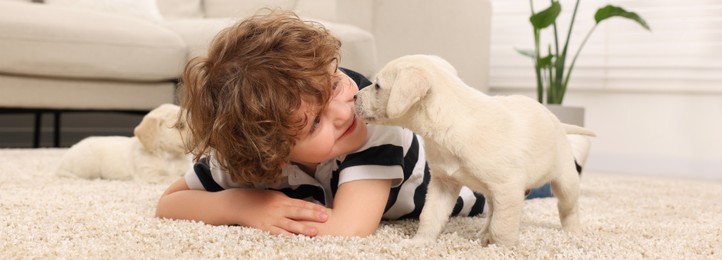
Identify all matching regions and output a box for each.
[478,233,519,247]
[492,237,519,247]
[563,224,583,234]
[561,217,583,234]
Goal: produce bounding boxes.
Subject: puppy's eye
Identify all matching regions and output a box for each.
[374,83,380,90]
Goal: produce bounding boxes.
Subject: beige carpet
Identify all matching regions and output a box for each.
[1,148,720,259]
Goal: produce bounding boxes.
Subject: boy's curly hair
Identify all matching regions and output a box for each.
[179,10,340,183]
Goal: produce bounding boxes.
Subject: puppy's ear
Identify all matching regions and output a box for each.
[134,116,159,151]
[386,65,430,118]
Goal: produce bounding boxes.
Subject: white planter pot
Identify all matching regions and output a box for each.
[545,104,585,127]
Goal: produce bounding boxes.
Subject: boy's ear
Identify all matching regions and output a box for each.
[386,65,430,119]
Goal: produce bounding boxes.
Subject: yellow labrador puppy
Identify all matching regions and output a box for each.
[56,104,191,183]
[354,55,595,246]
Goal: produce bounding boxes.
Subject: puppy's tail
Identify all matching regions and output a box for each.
[562,123,596,137]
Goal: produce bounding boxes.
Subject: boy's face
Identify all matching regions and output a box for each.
[289,66,368,167]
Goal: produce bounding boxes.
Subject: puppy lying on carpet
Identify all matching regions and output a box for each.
[354,55,596,246]
[56,104,191,183]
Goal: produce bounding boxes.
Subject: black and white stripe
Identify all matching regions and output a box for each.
[184,125,486,220]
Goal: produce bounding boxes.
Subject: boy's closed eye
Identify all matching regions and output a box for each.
[310,115,321,133]
[309,73,344,134]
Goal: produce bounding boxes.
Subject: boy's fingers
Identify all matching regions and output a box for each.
[292,199,326,212]
[287,199,327,222]
[279,220,318,237]
[288,207,328,223]
[304,226,319,237]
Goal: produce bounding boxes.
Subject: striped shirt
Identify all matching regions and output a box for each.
[184,124,486,220]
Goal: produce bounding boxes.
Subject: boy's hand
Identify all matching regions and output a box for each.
[233,189,328,237]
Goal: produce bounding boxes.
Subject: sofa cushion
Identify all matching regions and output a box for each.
[45,0,164,21]
[161,18,235,59]
[156,0,203,20]
[203,0,297,18]
[0,74,176,110]
[0,2,186,81]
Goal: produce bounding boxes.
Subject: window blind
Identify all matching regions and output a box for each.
[489,0,722,94]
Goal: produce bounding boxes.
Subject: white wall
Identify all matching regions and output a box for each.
[491,88,722,181]
[337,0,493,92]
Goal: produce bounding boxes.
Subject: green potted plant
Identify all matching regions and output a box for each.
[517,0,650,125]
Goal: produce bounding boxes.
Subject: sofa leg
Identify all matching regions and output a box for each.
[53,112,61,147]
[33,112,42,148]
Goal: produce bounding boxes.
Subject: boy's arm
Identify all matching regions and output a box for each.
[155,178,329,236]
[300,178,393,237]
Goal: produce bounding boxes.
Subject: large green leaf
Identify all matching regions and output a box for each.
[530,2,561,29]
[595,5,651,30]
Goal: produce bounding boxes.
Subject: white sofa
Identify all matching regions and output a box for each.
[0,0,491,147]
